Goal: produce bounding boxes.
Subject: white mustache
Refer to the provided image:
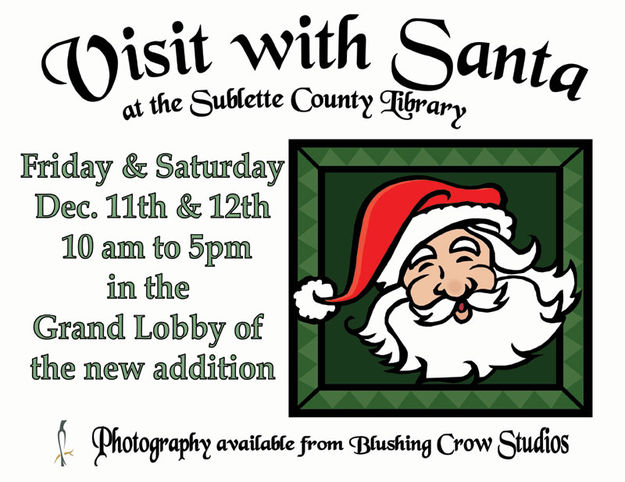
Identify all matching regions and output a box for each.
[411,283,509,324]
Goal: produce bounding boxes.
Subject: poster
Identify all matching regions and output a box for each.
[1,1,619,479]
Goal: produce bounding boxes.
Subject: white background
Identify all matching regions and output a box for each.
[0,1,622,480]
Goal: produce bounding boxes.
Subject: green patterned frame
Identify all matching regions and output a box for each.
[289,140,591,417]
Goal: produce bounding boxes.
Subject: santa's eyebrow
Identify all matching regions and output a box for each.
[409,246,436,268]
[449,236,480,255]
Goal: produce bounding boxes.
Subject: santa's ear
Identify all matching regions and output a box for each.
[293,278,337,322]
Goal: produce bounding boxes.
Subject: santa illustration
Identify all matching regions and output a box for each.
[293,178,579,380]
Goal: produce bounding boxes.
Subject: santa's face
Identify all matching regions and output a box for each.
[401,228,496,323]
[358,225,577,379]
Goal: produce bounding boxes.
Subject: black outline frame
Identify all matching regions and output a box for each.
[289,139,592,417]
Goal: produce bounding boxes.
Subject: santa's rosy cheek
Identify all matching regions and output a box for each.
[469,266,496,290]
[408,278,439,307]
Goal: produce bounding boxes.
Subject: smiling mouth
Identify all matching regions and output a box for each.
[454,300,472,323]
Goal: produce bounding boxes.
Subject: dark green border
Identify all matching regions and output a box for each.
[289,139,592,417]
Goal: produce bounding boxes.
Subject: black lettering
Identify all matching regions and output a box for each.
[337,14,369,68]
[550,63,587,100]
[457,42,491,78]
[391,18,453,91]
[42,35,118,102]
[493,46,527,83]
[231,31,294,69]
[497,430,517,460]
[143,40,170,77]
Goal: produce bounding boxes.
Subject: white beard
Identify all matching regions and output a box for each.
[359,267,577,380]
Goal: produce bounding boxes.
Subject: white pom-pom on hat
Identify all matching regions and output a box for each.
[293,279,336,321]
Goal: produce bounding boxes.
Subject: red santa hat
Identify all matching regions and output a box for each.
[293,178,515,321]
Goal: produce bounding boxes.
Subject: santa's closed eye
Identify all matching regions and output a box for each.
[409,246,436,269]
[450,236,480,255]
